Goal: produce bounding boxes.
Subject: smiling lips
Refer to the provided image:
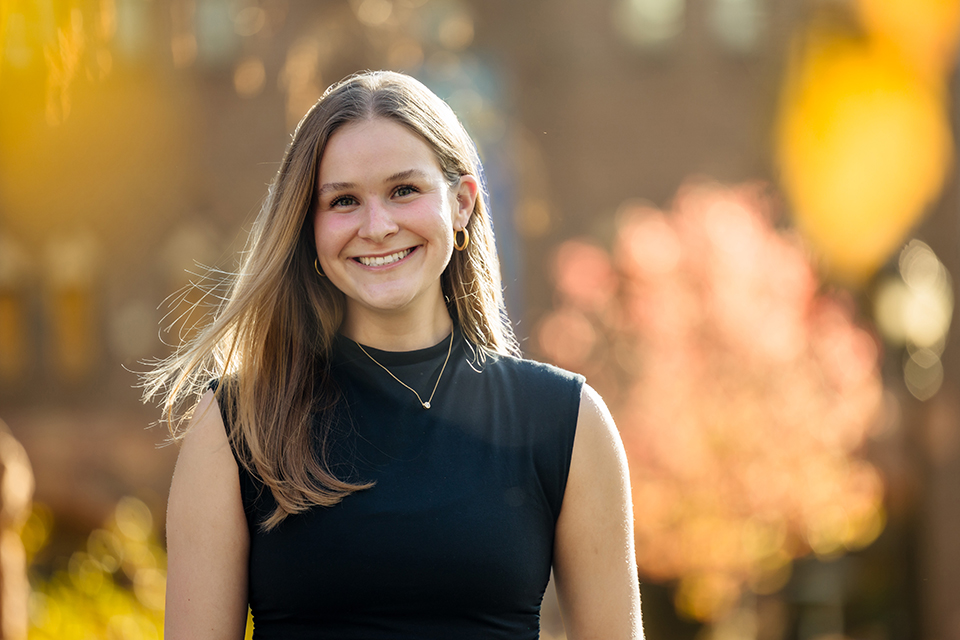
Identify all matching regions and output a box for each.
[355,247,414,267]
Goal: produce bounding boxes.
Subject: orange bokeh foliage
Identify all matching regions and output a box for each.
[537,182,885,621]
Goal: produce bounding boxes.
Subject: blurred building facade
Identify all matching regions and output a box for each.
[1,0,958,638]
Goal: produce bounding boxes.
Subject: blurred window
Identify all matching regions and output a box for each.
[196,0,241,67]
[708,0,765,54]
[115,0,154,60]
[44,235,100,382]
[0,235,30,384]
[613,0,686,51]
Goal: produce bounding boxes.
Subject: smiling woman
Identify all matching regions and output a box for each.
[142,71,642,640]
[313,118,478,341]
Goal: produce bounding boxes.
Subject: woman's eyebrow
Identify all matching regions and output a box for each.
[385,169,427,183]
[317,181,355,198]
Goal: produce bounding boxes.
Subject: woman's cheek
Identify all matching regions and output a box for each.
[314,214,352,253]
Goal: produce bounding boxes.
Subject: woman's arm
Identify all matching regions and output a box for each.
[553,383,643,640]
[164,390,250,640]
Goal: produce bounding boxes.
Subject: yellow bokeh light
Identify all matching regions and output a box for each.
[842,503,886,551]
[88,529,124,573]
[22,505,52,560]
[438,13,474,51]
[675,572,740,622]
[68,552,105,596]
[748,550,793,596]
[133,568,167,611]
[234,56,266,97]
[875,240,954,353]
[114,497,153,543]
[873,277,911,344]
[740,518,787,564]
[904,348,944,401]
[857,0,960,76]
[776,34,953,284]
[352,0,393,27]
[24,497,180,639]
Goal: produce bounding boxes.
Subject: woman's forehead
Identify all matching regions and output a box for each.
[317,118,444,184]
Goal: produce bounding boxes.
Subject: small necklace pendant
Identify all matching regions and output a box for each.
[355,331,453,412]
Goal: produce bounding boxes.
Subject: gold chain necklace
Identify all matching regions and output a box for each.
[354,331,454,410]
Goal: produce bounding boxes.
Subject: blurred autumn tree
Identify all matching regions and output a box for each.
[536,181,886,621]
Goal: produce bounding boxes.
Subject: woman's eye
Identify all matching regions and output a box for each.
[330,195,357,208]
[394,185,418,198]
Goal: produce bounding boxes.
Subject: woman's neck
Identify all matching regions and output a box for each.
[340,305,454,352]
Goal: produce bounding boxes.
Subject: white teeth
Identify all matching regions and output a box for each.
[357,248,412,267]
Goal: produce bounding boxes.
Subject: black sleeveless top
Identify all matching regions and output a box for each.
[228,331,584,639]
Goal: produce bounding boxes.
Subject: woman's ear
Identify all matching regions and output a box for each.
[453,175,480,228]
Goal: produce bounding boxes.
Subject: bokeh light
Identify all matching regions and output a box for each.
[24,494,257,639]
[538,181,885,621]
[234,56,266,97]
[613,0,685,50]
[2,0,956,636]
[873,240,953,401]
[352,0,394,27]
[776,34,952,284]
[775,1,958,285]
[856,0,960,77]
[27,497,169,639]
[707,0,765,54]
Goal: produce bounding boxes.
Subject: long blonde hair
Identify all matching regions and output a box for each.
[143,71,518,530]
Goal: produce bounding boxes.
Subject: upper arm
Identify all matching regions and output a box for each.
[165,389,250,640]
[553,383,643,640]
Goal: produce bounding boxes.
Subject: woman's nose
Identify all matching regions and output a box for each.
[358,199,399,242]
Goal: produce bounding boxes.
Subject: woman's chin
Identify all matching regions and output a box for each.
[359,299,411,314]
[348,291,441,317]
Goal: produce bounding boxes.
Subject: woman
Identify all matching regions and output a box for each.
[149,71,642,639]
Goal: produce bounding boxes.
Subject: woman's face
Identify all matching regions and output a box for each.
[313,117,476,328]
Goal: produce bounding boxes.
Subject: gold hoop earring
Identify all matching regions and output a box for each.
[314,258,326,278]
[454,227,469,251]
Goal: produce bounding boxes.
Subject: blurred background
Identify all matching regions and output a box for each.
[0,0,958,638]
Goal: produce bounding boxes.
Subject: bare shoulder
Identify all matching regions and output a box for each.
[165,389,249,640]
[574,384,630,476]
[179,389,231,453]
[563,383,633,541]
[168,388,244,534]
[554,383,643,640]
